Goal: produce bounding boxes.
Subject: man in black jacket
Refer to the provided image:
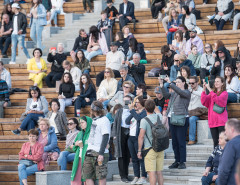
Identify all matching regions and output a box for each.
[118,0,135,30]
[0,14,12,58]
[45,43,70,88]
[126,53,145,85]
[9,3,30,64]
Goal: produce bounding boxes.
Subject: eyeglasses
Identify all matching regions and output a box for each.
[189,82,196,85]
[67,122,74,126]
[205,46,210,49]
[174,60,179,62]
[104,71,110,73]
[124,86,130,89]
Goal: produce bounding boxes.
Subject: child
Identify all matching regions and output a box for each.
[154,86,165,113]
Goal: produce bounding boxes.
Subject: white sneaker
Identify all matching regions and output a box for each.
[26,59,30,64]
[47,20,50,25]
[136,178,147,184]
[131,177,139,184]
[9,61,16,64]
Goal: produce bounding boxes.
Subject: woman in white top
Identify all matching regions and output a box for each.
[47,0,64,27]
[97,67,118,109]
[182,5,196,31]
[171,30,186,55]
[224,64,240,103]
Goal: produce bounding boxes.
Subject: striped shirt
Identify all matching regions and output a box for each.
[0,80,9,102]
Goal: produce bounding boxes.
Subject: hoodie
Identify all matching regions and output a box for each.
[185,35,204,56]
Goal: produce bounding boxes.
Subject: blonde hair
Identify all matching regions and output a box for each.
[104,67,115,78]
[168,8,178,22]
[38,118,50,128]
[122,25,130,33]
[179,54,187,62]
[123,81,135,93]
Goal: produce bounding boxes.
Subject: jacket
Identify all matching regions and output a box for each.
[215,0,234,14]
[151,0,165,8]
[200,53,215,70]
[79,83,96,103]
[97,18,113,30]
[46,111,68,136]
[0,79,10,102]
[38,126,60,153]
[19,142,44,171]
[201,91,228,128]
[88,33,109,55]
[119,1,135,19]
[172,40,186,55]
[27,57,48,80]
[186,35,204,55]
[161,83,191,116]
[74,58,91,73]
[161,50,176,76]
[12,12,27,34]
[188,85,205,111]
[97,78,118,100]
[29,4,47,27]
[25,96,49,116]
[128,63,145,85]
[59,83,75,98]
[218,135,240,185]
[47,52,70,73]
[117,74,137,91]
[187,52,201,69]
[72,35,89,51]
[167,16,181,30]
[116,38,129,57]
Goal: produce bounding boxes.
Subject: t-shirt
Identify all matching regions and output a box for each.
[12,14,18,34]
[129,117,137,136]
[30,100,41,112]
[140,113,163,149]
[87,116,111,153]
[121,108,130,128]
[49,112,59,134]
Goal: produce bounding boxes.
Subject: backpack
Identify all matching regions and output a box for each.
[192,9,201,20]
[148,67,161,77]
[144,116,169,152]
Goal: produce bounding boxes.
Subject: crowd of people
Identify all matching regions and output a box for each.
[0,0,240,185]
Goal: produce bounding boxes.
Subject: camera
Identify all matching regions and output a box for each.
[124,100,131,105]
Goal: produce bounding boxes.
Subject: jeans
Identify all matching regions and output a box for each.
[11,34,30,62]
[49,9,61,25]
[233,13,240,30]
[74,97,92,116]
[128,136,147,178]
[0,36,11,55]
[227,93,237,103]
[30,18,44,50]
[59,98,73,112]
[83,69,90,74]
[167,31,175,45]
[85,49,103,62]
[102,100,110,109]
[201,172,218,185]
[18,163,38,185]
[188,116,199,141]
[163,82,170,92]
[57,151,75,170]
[45,71,63,88]
[20,113,44,131]
[82,0,92,10]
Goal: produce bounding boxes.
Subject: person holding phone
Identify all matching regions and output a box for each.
[133,83,150,105]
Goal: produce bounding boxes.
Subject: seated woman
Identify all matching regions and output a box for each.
[200,43,215,82]
[47,0,64,27]
[129,38,146,61]
[12,86,48,135]
[187,45,201,75]
[214,0,234,31]
[181,6,196,31]
[62,60,82,91]
[178,24,190,41]
[1,3,13,22]
[167,8,181,46]
[38,117,60,165]
[201,132,226,185]
[97,68,118,109]
[109,81,135,108]
[85,25,108,62]
[57,118,80,171]
[122,25,134,42]
[224,64,240,103]
[115,31,129,57]
[58,72,75,112]
[151,0,165,19]
[18,129,44,185]
[73,50,91,75]
[71,116,92,185]
[27,48,47,88]
[172,30,186,55]
[234,40,240,60]
[74,74,96,117]
[47,98,68,139]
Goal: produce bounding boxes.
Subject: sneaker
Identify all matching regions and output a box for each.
[136,177,147,184]
[121,178,129,183]
[178,162,186,169]
[168,161,179,169]
[9,61,16,64]
[12,129,21,135]
[131,177,139,184]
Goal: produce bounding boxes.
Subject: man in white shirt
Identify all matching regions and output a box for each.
[96,41,125,87]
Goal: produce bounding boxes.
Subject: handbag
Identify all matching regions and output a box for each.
[141,147,152,158]
[19,159,35,167]
[213,103,225,114]
[169,28,178,32]
[170,114,186,126]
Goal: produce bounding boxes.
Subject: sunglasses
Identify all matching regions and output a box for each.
[104,71,110,73]
[174,60,179,62]
[124,86,130,89]
[67,122,75,126]
[189,82,196,85]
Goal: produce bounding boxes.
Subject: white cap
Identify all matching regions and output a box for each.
[12,3,20,9]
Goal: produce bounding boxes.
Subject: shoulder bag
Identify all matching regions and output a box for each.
[213,103,225,114]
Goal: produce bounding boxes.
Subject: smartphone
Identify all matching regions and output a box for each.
[160,75,166,79]
[143,92,147,99]
[205,77,208,84]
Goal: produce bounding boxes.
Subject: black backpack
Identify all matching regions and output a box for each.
[144,116,169,152]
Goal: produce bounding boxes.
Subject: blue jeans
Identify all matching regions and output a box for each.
[20,113,44,131]
[11,34,30,62]
[189,116,199,141]
[128,136,147,178]
[83,69,90,74]
[49,9,61,25]
[18,163,38,185]
[85,48,103,62]
[30,18,44,50]
[201,172,218,185]
[167,31,175,45]
[57,151,75,170]
[164,82,170,92]
[227,93,237,103]
[102,100,110,109]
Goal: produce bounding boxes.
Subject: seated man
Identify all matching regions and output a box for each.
[96,42,124,87]
[46,43,70,88]
[0,61,11,89]
[118,0,135,30]
[126,53,145,85]
[0,76,10,118]
[185,29,204,56]
[0,14,12,58]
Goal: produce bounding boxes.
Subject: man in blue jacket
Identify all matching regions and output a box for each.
[218,118,240,185]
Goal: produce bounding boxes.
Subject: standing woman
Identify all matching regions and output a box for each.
[201,76,228,148]
[71,116,92,185]
[160,76,191,169]
[28,0,47,50]
[74,74,96,117]
[58,72,75,112]
[167,8,180,46]
[73,50,91,75]
[27,48,47,88]
[18,129,44,185]
[47,0,64,27]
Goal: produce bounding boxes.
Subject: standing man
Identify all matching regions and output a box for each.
[218,118,240,185]
[9,3,30,64]
[118,0,135,30]
[0,14,12,58]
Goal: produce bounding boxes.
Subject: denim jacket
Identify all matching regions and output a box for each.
[29,4,47,27]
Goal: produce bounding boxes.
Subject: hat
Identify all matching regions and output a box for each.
[110,42,118,46]
[12,3,20,9]
[154,86,162,94]
[190,28,197,33]
[107,0,113,3]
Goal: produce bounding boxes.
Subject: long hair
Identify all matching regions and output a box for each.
[115,31,124,42]
[129,38,138,53]
[80,74,96,93]
[213,76,226,96]
[180,66,191,79]
[204,43,213,53]
[3,3,11,14]
[168,8,178,22]
[68,118,81,131]
[32,0,41,7]
[61,72,73,84]
[224,64,236,84]
[215,40,225,51]
[89,26,100,41]
[28,86,41,98]
[75,50,86,65]
[174,30,183,42]
[182,6,190,25]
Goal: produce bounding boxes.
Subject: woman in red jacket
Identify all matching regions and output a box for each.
[18,129,44,185]
[201,76,228,148]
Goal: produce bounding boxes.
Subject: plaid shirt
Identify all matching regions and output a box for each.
[0,79,9,102]
[163,99,169,111]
